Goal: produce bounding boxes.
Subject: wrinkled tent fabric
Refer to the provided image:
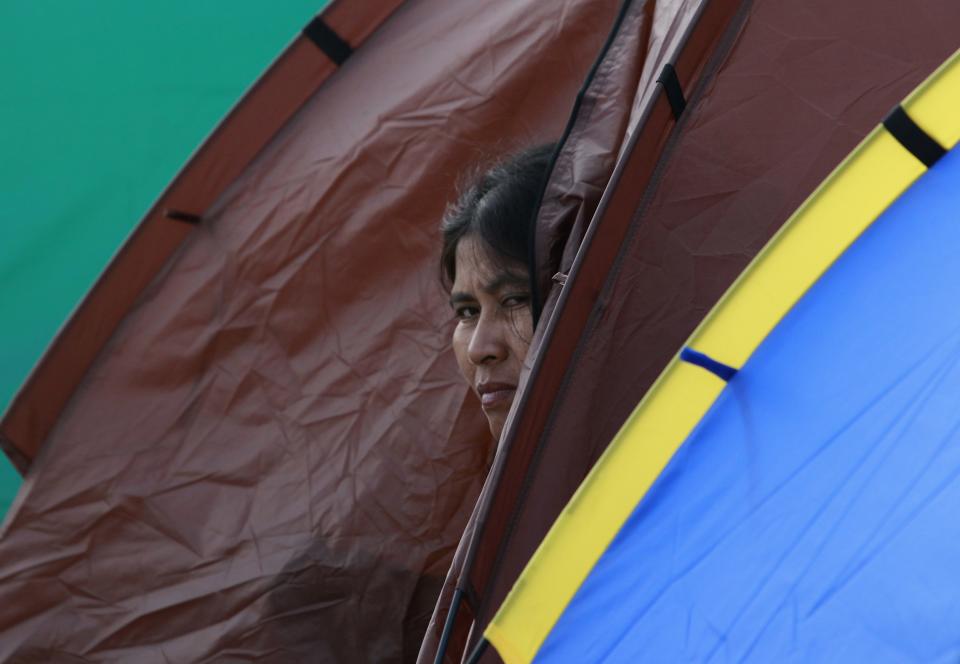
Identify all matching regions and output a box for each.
[0,0,408,471]
[0,2,327,519]
[486,51,960,663]
[421,1,960,661]
[0,0,334,520]
[0,0,620,661]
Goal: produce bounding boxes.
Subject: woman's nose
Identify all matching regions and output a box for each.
[467,314,507,365]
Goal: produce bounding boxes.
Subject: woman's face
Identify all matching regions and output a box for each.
[450,235,533,440]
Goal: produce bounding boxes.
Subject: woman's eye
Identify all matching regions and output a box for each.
[502,293,530,308]
[454,305,479,320]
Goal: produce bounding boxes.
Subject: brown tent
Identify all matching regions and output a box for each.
[0,0,619,661]
[417,0,960,662]
[2,0,958,663]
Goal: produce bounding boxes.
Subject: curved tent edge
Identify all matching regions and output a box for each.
[484,47,960,664]
[458,0,750,651]
[0,0,406,472]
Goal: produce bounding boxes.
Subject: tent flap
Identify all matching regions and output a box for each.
[424,1,960,661]
[0,0,620,661]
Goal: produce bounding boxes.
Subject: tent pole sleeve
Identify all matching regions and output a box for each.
[465,637,490,664]
[434,587,465,664]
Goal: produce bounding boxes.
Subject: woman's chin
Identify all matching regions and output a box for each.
[486,413,506,441]
[482,391,517,441]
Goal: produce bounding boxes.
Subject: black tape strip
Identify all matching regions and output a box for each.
[303,16,352,66]
[680,347,737,382]
[883,105,946,168]
[657,63,686,119]
[165,208,202,225]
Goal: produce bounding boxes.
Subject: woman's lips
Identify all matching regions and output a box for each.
[480,389,515,408]
[477,383,516,409]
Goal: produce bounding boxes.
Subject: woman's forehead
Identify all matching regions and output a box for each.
[453,236,527,292]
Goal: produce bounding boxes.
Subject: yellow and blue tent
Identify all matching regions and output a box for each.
[485,49,960,663]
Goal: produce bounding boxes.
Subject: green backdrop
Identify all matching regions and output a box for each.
[1,2,328,520]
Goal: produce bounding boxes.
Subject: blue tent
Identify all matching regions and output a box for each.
[485,48,960,664]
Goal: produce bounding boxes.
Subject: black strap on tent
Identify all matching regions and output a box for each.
[164,208,202,225]
[303,16,353,66]
[657,63,686,119]
[680,347,737,382]
[883,105,946,168]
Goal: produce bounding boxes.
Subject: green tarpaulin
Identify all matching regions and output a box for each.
[1,2,327,518]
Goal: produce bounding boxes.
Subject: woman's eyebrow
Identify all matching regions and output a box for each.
[483,273,529,294]
[449,292,474,306]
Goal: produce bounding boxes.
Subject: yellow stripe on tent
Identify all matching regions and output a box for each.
[486,359,724,663]
[690,128,923,367]
[485,48,960,664]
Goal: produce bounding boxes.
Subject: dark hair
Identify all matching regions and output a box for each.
[440,143,555,288]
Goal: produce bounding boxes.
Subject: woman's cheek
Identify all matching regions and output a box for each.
[451,325,475,386]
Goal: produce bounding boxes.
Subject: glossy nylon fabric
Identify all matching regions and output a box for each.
[0,1,618,661]
[0,2,326,517]
[1,0,406,472]
[450,2,960,658]
[537,145,960,662]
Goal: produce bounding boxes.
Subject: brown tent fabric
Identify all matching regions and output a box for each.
[0,0,406,473]
[420,0,960,661]
[0,0,620,661]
